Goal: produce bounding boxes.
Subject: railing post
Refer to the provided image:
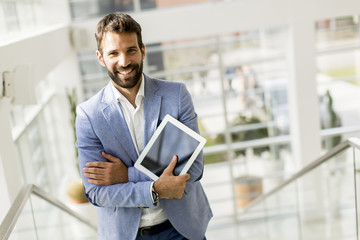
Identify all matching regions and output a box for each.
[352,146,360,240]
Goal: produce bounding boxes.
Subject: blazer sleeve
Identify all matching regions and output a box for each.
[177,83,204,183]
[76,105,155,208]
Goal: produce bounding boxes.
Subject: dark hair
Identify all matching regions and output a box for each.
[95,12,143,54]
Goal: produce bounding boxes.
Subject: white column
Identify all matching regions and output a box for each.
[287,9,324,225]
[355,16,360,86]
[287,18,321,169]
[0,99,23,222]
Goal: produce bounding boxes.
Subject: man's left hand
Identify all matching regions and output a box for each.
[83,152,128,185]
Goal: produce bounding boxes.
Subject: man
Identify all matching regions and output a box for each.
[76,12,213,240]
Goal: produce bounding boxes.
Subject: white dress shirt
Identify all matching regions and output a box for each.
[110,76,168,228]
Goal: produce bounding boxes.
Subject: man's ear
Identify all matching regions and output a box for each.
[141,43,146,60]
[96,50,106,67]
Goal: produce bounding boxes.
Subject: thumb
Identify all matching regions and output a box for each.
[102,152,121,163]
[180,173,191,181]
[163,155,178,175]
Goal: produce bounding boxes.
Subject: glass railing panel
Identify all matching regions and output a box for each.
[240,143,358,240]
[237,201,267,240]
[30,194,97,240]
[2,186,97,240]
[298,147,356,240]
[233,171,300,240]
[263,182,300,240]
[7,199,37,240]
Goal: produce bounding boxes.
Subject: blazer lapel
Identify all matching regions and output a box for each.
[144,75,162,145]
[101,82,138,163]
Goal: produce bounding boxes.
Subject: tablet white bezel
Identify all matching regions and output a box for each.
[134,114,206,181]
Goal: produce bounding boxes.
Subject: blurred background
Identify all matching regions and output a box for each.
[1,0,360,239]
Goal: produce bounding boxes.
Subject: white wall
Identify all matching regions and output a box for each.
[0,99,23,223]
[0,24,75,222]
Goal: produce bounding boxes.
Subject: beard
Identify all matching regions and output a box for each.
[106,60,143,89]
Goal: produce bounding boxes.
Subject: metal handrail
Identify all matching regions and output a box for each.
[0,184,97,240]
[242,137,360,211]
[203,125,360,155]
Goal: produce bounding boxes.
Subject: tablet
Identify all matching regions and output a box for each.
[134,114,206,181]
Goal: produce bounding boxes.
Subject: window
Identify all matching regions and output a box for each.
[315,15,360,151]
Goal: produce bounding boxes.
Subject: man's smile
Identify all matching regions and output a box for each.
[117,68,134,77]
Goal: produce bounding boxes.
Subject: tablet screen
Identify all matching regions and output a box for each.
[140,122,200,177]
[135,115,206,180]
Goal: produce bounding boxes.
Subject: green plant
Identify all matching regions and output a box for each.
[234,114,269,156]
[216,114,270,156]
[66,88,89,204]
[322,90,342,149]
[66,88,80,174]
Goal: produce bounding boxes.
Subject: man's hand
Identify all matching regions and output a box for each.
[153,155,190,199]
[83,152,128,185]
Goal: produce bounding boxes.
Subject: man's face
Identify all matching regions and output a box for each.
[97,31,145,90]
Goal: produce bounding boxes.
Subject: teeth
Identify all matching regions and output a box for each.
[119,69,132,75]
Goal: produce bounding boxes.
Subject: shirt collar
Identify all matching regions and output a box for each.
[111,74,145,103]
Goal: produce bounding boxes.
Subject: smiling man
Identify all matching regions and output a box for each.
[75,12,212,240]
[96,31,144,99]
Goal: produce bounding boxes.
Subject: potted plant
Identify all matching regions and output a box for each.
[66,88,88,204]
[215,113,268,208]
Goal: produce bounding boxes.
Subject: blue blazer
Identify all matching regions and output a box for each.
[76,74,213,240]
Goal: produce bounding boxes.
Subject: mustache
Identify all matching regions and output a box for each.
[114,64,138,73]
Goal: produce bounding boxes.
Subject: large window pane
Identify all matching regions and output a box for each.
[11,77,77,199]
[315,15,360,153]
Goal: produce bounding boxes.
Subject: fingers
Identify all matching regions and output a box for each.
[154,155,191,199]
[83,162,109,172]
[83,166,104,174]
[180,173,191,181]
[83,152,129,186]
[163,155,178,175]
[87,179,105,185]
[85,152,121,168]
[85,153,119,168]
[83,172,103,179]
[102,152,121,163]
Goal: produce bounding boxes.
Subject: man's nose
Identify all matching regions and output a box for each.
[117,53,130,67]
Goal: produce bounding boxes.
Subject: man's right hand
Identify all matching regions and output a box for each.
[153,155,190,199]
[83,152,128,185]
